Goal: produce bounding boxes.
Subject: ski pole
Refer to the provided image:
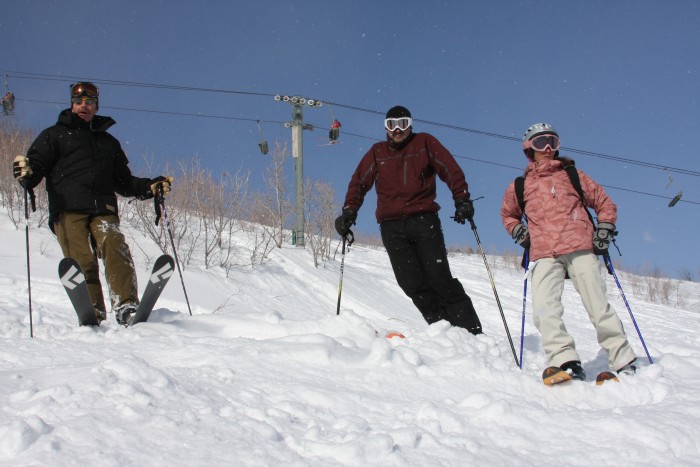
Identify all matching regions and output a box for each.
[603,254,653,364]
[336,229,354,316]
[469,218,518,366]
[157,189,192,316]
[519,250,529,369]
[22,181,34,338]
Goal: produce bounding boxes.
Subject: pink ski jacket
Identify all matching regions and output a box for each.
[500,158,617,261]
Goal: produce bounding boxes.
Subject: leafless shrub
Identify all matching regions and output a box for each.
[246,192,291,246]
[447,244,475,256]
[206,168,248,272]
[679,269,695,282]
[504,250,525,271]
[622,264,679,305]
[236,141,293,268]
[121,153,168,261]
[355,232,384,250]
[0,120,47,228]
[244,221,277,267]
[39,238,52,256]
[258,142,291,248]
[304,179,338,268]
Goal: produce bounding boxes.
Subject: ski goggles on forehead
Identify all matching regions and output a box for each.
[384,117,412,131]
[529,134,560,151]
[70,82,99,99]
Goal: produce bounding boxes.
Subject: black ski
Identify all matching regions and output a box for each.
[128,254,174,326]
[59,258,99,326]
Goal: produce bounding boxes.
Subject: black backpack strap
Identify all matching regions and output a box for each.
[563,165,595,225]
[514,176,525,214]
[513,176,529,269]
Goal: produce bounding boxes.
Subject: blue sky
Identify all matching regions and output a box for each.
[3,1,699,278]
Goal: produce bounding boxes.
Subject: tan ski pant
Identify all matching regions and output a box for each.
[54,212,139,322]
[530,250,637,371]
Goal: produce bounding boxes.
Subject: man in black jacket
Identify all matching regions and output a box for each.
[13,81,172,326]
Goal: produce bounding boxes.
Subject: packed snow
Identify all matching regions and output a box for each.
[1,214,700,466]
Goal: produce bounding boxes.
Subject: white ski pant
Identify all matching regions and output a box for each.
[530,251,636,371]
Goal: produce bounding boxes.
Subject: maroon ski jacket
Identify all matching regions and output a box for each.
[342,132,470,222]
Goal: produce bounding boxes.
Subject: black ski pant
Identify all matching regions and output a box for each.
[380,212,482,334]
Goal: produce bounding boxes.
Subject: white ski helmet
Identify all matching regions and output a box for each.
[522,122,559,160]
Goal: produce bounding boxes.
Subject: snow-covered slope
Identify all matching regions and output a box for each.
[1,215,699,466]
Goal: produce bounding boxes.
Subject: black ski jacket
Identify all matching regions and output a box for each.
[25,109,152,229]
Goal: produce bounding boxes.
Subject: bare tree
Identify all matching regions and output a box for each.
[123,153,170,259]
[244,220,277,267]
[165,157,208,269]
[304,179,338,268]
[0,120,47,228]
[644,267,675,304]
[125,155,207,269]
[203,168,248,271]
[679,269,695,282]
[238,141,292,268]
[253,141,291,248]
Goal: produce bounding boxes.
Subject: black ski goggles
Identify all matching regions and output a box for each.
[70,82,99,99]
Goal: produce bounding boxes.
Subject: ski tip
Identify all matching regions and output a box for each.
[595,371,619,386]
[542,366,572,386]
[385,331,406,339]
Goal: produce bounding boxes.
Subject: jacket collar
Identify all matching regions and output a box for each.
[524,158,563,178]
[386,131,416,150]
[57,108,116,132]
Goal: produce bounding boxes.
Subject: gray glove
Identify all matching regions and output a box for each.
[512,224,530,249]
[593,222,617,255]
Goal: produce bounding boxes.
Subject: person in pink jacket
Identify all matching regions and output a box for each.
[500,123,637,381]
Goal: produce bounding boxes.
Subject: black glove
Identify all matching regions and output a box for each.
[512,224,531,249]
[334,209,357,237]
[593,222,617,255]
[13,155,32,180]
[453,199,474,224]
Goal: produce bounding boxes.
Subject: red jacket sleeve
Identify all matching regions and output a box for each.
[342,145,378,212]
[425,134,470,202]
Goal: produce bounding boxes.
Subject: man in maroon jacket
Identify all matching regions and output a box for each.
[335,105,482,334]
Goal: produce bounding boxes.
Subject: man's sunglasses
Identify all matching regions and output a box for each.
[71,97,97,106]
